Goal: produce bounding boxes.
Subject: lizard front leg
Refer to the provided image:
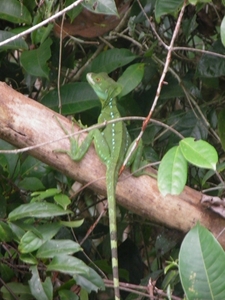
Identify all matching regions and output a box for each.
[54,116,110,161]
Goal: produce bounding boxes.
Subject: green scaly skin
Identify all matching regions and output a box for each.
[55,72,148,299]
[87,73,128,300]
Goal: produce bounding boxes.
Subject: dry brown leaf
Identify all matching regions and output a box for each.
[54,0,131,38]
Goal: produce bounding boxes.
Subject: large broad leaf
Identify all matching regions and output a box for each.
[8,202,71,221]
[155,0,183,22]
[41,82,99,114]
[84,48,137,76]
[159,77,184,100]
[179,223,225,299]
[47,254,89,276]
[82,0,118,16]
[18,222,62,253]
[166,109,209,141]
[117,63,145,98]
[29,266,53,300]
[0,221,14,242]
[75,268,105,293]
[20,38,52,79]
[0,0,32,24]
[0,30,28,51]
[158,146,187,196]
[0,283,33,300]
[18,177,45,191]
[36,240,82,258]
[58,290,79,300]
[20,156,47,179]
[179,137,218,170]
[8,222,26,242]
[20,253,38,265]
[196,40,225,78]
[19,231,44,253]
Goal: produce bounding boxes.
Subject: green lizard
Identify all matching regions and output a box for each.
[56,72,150,299]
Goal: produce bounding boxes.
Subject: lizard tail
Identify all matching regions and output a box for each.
[106,167,120,300]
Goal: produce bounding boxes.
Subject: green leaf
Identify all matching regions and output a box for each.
[188,0,211,4]
[20,38,52,79]
[8,202,71,221]
[167,108,208,140]
[0,263,15,282]
[47,254,89,276]
[31,188,61,201]
[19,231,44,253]
[20,253,38,265]
[36,222,62,240]
[18,177,45,191]
[0,0,32,24]
[54,194,71,210]
[0,195,6,219]
[65,0,83,22]
[0,221,14,242]
[179,137,218,170]
[179,223,225,299]
[0,283,33,300]
[75,268,105,293]
[29,266,52,300]
[0,30,28,51]
[117,63,145,98]
[31,14,53,45]
[42,277,53,300]
[0,140,20,178]
[60,219,84,228]
[58,290,79,300]
[196,40,225,78]
[82,0,118,16]
[159,77,184,100]
[41,82,99,114]
[20,156,47,179]
[32,23,53,45]
[155,0,183,22]
[218,108,225,151]
[36,240,82,258]
[85,48,137,75]
[8,222,26,242]
[158,146,187,196]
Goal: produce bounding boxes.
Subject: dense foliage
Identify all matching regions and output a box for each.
[1,0,225,299]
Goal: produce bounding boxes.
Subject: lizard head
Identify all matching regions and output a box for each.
[86,72,123,102]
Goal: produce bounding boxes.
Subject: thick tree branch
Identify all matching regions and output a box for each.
[1,82,225,247]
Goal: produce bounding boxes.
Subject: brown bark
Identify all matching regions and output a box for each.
[0,82,225,246]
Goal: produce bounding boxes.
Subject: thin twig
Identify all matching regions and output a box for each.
[136,0,168,49]
[0,116,183,154]
[120,0,188,173]
[0,277,20,300]
[57,13,65,113]
[72,43,104,81]
[0,0,85,47]
[80,202,107,245]
[173,46,225,59]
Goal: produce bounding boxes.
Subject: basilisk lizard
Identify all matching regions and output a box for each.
[56,72,151,299]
